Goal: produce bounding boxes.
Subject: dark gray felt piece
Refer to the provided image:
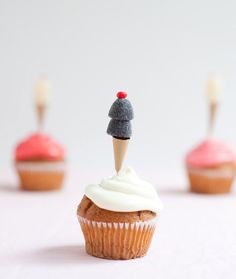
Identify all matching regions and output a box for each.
[108,99,134,121]
[107,119,132,138]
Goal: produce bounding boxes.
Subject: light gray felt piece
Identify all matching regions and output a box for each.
[107,119,132,138]
[108,99,134,121]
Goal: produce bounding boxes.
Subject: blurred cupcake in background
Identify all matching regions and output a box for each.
[185,75,236,194]
[14,77,66,191]
[15,133,65,191]
[186,139,236,194]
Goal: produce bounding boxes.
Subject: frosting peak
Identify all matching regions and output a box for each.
[15,133,65,161]
[85,167,163,214]
[186,138,236,168]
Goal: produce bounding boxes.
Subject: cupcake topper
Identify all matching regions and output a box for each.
[35,76,51,131]
[107,92,134,173]
[206,75,221,136]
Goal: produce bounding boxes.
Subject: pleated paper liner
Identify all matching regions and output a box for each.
[15,162,66,191]
[78,215,157,260]
[187,167,235,194]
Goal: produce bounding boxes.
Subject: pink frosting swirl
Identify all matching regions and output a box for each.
[186,138,236,168]
[15,133,65,161]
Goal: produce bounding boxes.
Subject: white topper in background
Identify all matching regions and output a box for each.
[206,75,222,136]
[35,76,51,131]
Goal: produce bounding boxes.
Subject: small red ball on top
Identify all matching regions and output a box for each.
[116,92,127,99]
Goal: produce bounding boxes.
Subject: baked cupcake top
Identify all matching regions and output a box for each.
[84,167,163,214]
[15,133,65,161]
[186,138,236,168]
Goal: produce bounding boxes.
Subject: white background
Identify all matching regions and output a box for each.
[0,0,236,172]
[1,1,236,278]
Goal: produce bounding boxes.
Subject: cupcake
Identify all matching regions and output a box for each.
[77,167,163,260]
[77,92,163,259]
[186,138,236,194]
[15,133,66,191]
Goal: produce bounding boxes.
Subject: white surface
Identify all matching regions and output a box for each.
[1,168,236,279]
[1,0,236,170]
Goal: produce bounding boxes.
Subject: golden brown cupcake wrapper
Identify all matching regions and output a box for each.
[78,215,157,260]
[187,168,235,194]
[16,168,65,191]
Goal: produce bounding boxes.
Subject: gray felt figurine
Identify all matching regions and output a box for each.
[107,92,134,173]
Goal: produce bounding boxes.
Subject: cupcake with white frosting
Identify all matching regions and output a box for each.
[77,92,163,259]
[77,167,163,260]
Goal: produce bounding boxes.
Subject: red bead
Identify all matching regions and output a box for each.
[116,92,127,99]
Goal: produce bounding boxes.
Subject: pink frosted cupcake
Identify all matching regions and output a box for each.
[186,138,236,194]
[15,133,66,191]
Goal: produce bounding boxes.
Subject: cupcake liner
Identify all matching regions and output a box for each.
[15,162,66,191]
[78,215,157,260]
[187,168,235,194]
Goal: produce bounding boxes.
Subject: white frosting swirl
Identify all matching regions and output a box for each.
[85,167,163,214]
